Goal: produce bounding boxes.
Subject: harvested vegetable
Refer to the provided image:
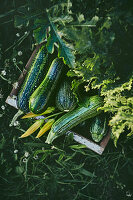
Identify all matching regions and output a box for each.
[17,45,49,113]
[55,79,77,112]
[29,58,64,114]
[90,114,108,142]
[46,95,103,144]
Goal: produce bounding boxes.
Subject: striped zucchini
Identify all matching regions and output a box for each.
[90,114,108,142]
[55,79,77,112]
[29,58,64,114]
[17,45,49,113]
[46,95,103,144]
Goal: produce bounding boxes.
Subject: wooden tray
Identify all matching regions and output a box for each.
[6,44,110,155]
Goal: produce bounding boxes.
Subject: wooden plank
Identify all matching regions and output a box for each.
[67,131,104,155]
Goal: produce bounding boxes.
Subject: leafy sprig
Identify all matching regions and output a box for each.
[100,77,133,146]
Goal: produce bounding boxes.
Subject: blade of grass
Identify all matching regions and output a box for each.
[5,32,30,52]
[0,9,15,18]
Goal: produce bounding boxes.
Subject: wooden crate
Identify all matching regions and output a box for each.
[6,44,110,155]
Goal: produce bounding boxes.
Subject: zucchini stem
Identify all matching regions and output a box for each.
[9,110,24,127]
[43,111,64,121]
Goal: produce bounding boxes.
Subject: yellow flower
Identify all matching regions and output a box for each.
[20,119,45,138]
[36,119,55,138]
[21,107,55,119]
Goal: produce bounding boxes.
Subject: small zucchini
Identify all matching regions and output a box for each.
[46,95,103,144]
[17,45,48,113]
[55,79,77,112]
[90,114,108,142]
[29,58,64,114]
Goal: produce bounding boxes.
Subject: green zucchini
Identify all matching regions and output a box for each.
[17,45,48,113]
[90,114,108,142]
[46,95,103,144]
[55,79,77,112]
[29,58,64,114]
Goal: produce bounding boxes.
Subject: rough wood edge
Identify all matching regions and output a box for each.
[67,131,104,155]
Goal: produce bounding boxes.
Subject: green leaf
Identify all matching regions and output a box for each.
[33,17,49,44]
[46,18,75,68]
[79,168,96,178]
[14,7,44,28]
[58,39,75,68]
[33,9,75,68]
[24,142,47,147]
[34,149,53,157]
[14,15,29,27]
[100,17,112,30]
[0,9,15,18]
[46,27,57,53]
[16,166,24,175]
[71,78,84,102]
[100,77,133,146]
[69,144,86,149]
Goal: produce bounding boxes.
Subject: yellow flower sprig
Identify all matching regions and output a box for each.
[20,111,63,138]
[36,119,55,138]
[21,107,55,119]
[19,119,45,138]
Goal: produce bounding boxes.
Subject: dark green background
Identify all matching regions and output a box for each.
[0,0,133,199]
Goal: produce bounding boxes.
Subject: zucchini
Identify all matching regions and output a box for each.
[90,114,108,142]
[17,45,48,113]
[46,95,103,144]
[55,79,77,112]
[29,58,64,114]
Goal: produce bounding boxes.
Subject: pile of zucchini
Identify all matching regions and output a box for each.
[17,44,108,144]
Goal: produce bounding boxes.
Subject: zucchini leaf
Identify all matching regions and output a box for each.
[33,3,75,68]
[33,16,75,68]
[33,18,49,44]
[46,18,75,68]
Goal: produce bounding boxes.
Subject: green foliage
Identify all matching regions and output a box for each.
[33,17,49,44]
[46,16,75,68]
[32,3,75,68]
[1,1,133,199]
[100,77,133,146]
[14,6,44,28]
